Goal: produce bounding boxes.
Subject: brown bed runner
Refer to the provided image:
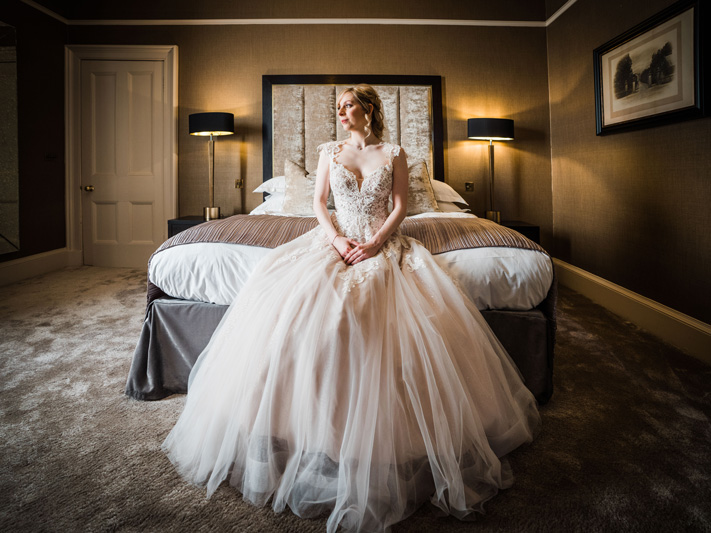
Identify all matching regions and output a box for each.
[154,214,546,258]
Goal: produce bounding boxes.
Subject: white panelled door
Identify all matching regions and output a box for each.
[80,60,165,267]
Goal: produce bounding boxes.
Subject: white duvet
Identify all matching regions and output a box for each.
[149,213,553,311]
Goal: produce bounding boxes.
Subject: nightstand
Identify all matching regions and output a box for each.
[168,216,205,237]
[501,220,540,244]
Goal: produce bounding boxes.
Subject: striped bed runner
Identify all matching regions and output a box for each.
[154,214,547,259]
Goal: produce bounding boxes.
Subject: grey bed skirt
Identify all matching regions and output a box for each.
[125,280,556,404]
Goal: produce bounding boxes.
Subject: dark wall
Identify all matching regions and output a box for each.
[0,1,66,263]
[547,0,711,323]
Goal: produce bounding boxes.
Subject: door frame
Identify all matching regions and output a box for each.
[65,45,178,260]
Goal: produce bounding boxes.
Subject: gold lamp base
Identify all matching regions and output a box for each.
[204,206,220,221]
[485,210,501,224]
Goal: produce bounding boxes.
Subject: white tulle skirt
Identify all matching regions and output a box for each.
[162,227,540,532]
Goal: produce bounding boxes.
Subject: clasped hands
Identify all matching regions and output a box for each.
[332,236,380,265]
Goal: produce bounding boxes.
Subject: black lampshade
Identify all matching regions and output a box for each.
[189,112,235,136]
[467,118,514,141]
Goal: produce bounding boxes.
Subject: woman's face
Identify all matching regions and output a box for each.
[337,93,368,132]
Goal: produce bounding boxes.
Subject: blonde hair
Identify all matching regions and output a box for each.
[337,84,385,141]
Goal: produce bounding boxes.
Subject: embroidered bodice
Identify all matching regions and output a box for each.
[319,141,401,243]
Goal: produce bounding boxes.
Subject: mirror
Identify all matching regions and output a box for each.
[0,21,19,254]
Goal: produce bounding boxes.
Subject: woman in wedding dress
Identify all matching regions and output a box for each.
[162,85,540,532]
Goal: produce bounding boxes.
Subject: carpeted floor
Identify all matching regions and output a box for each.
[0,266,709,532]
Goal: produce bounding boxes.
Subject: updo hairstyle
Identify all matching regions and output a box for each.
[337,84,385,141]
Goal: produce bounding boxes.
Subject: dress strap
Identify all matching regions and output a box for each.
[317,141,343,160]
[383,143,402,164]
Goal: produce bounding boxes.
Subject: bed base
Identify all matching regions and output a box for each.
[126,280,556,404]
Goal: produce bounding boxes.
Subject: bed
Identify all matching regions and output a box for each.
[125,75,556,404]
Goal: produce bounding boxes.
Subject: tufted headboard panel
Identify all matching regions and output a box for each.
[262,75,444,182]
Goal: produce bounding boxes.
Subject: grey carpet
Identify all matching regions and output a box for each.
[0,266,709,532]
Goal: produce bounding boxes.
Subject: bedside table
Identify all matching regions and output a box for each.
[168,216,205,237]
[501,221,540,244]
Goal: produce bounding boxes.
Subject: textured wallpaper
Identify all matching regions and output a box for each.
[547,0,711,323]
[0,2,66,262]
[0,46,19,254]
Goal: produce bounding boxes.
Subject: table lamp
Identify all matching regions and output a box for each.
[467,118,514,223]
[189,112,234,220]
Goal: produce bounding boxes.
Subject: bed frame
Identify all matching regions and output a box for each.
[126,75,556,404]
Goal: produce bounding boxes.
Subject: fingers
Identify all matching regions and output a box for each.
[340,240,376,264]
[343,244,360,260]
[343,246,356,263]
[341,245,357,261]
[345,249,370,265]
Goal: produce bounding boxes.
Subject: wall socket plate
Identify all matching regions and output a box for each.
[464,182,474,192]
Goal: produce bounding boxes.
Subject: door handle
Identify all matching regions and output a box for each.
[83,185,95,192]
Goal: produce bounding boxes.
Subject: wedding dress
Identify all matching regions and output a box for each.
[162,141,540,532]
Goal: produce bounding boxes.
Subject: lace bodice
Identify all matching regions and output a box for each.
[319,141,401,242]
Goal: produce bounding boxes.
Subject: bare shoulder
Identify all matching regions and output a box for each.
[390,144,407,166]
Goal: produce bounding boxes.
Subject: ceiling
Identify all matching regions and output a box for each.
[27,0,557,23]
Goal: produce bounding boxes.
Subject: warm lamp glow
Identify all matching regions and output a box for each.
[190,131,233,137]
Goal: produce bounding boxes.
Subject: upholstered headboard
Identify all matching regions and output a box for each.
[262,75,444,182]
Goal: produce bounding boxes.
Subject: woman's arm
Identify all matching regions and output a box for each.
[313,150,359,258]
[343,148,408,265]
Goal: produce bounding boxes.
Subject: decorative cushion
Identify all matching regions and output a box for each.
[432,180,467,205]
[406,161,440,215]
[282,160,318,216]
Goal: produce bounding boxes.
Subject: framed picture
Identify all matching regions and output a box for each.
[593,0,704,135]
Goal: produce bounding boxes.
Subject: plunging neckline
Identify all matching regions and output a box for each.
[333,141,388,193]
[334,160,391,193]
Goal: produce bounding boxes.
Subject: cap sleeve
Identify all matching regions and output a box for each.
[317,141,339,159]
[385,143,402,163]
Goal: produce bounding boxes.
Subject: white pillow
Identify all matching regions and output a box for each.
[249,191,335,217]
[249,193,284,215]
[432,180,467,205]
[253,170,466,215]
[253,176,285,194]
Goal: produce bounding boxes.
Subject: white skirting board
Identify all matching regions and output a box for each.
[554,259,711,365]
[0,248,83,286]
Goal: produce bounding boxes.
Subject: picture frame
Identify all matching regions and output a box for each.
[593,0,704,135]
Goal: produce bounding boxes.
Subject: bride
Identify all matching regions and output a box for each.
[162,84,540,532]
